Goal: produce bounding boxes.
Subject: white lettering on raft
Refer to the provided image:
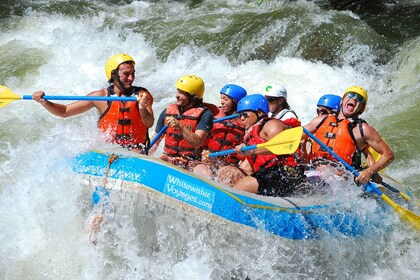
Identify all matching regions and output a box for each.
[164,174,215,211]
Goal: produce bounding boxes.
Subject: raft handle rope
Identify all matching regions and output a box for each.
[103,154,119,190]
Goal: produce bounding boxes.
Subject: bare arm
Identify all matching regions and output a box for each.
[253,119,287,155]
[356,124,394,184]
[236,119,287,156]
[32,90,98,118]
[302,115,324,140]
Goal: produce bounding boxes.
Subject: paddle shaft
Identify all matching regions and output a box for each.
[149,114,239,149]
[380,181,411,201]
[208,145,255,158]
[21,95,138,102]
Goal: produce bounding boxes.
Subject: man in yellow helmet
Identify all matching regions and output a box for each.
[150,75,214,171]
[32,53,154,153]
[304,86,394,185]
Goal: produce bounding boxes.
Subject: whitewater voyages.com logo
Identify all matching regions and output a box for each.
[163,174,216,211]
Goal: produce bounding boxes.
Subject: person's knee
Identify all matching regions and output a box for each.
[217,165,245,187]
[233,176,259,193]
[192,164,212,178]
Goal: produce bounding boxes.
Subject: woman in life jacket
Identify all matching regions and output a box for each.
[220,94,305,196]
[32,53,154,153]
[194,84,247,180]
[150,75,214,171]
[304,86,394,185]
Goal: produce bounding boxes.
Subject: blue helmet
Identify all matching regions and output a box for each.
[317,94,341,112]
[220,84,247,103]
[237,94,269,115]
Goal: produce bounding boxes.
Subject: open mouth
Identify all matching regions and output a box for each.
[346,100,357,111]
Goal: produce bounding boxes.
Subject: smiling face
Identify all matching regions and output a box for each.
[220,94,235,114]
[116,62,135,90]
[175,89,191,107]
[340,92,365,117]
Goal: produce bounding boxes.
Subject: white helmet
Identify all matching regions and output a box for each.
[264,84,287,100]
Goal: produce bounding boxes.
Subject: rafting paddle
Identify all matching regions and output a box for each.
[364,144,414,202]
[208,126,303,157]
[0,85,139,108]
[303,127,420,231]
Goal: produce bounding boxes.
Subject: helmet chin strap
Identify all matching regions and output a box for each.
[112,71,132,96]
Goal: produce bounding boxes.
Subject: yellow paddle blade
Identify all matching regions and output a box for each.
[257,126,303,155]
[381,194,420,231]
[0,85,22,108]
[368,146,381,162]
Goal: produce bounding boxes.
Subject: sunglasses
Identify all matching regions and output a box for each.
[238,111,254,118]
[317,108,330,116]
[346,92,365,103]
[266,97,278,103]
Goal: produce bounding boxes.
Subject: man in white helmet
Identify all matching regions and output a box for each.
[264,84,300,127]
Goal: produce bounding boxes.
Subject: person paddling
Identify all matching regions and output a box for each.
[224,94,305,196]
[32,53,154,153]
[150,75,213,172]
[194,84,247,181]
[304,86,394,185]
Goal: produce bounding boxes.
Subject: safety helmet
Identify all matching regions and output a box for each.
[317,94,341,112]
[105,53,135,81]
[220,84,247,103]
[264,84,287,100]
[237,94,269,115]
[343,86,368,113]
[176,75,205,99]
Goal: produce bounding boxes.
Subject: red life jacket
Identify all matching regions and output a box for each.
[283,117,301,128]
[164,104,207,160]
[311,115,364,166]
[97,86,152,147]
[206,111,245,163]
[244,118,298,172]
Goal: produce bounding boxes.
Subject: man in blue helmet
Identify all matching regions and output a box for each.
[316,94,341,116]
[222,94,305,196]
[195,84,247,179]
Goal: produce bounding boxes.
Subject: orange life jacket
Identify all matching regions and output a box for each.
[311,115,364,167]
[164,104,207,160]
[244,118,299,172]
[206,111,245,163]
[97,86,152,148]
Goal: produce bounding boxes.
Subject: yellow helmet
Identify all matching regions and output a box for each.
[175,75,205,99]
[105,53,135,81]
[343,85,368,113]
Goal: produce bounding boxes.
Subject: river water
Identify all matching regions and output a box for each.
[0,1,419,279]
